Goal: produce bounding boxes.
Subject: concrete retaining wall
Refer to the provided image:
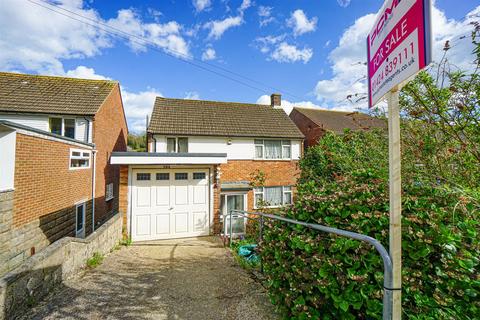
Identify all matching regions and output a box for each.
[0,213,122,320]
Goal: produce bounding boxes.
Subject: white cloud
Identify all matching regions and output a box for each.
[287,9,318,36]
[337,0,351,7]
[201,47,217,60]
[64,65,160,133]
[65,65,111,80]
[239,0,252,13]
[193,0,212,12]
[121,87,163,133]
[184,91,200,99]
[256,95,353,115]
[0,0,190,74]
[0,0,110,75]
[106,9,190,58]
[203,0,251,40]
[204,16,243,40]
[271,42,313,64]
[254,34,286,53]
[313,4,480,110]
[258,6,274,27]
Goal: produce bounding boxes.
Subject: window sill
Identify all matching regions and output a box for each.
[69,166,91,170]
[253,204,293,210]
[253,158,294,161]
[105,196,114,202]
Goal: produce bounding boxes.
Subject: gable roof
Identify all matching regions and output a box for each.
[148,97,304,139]
[292,107,386,134]
[0,72,117,116]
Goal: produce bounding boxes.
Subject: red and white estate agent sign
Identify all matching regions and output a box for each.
[367,0,432,107]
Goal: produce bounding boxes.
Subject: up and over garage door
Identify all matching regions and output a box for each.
[131,168,210,241]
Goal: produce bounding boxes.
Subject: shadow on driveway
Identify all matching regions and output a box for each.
[19,237,277,320]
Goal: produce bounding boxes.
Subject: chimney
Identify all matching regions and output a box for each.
[270,93,281,107]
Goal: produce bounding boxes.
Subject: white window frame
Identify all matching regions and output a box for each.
[49,117,76,139]
[253,186,293,209]
[221,192,247,236]
[75,201,86,238]
[69,148,91,170]
[105,183,114,201]
[254,139,292,160]
[166,137,188,153]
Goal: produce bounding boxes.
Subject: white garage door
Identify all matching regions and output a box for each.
[131,169,210,241]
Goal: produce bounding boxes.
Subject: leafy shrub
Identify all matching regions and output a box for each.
[261,132,479,319]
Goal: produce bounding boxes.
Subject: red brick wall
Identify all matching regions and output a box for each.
[289,109,326,148]
[213,160,300,232]
[13,133,93,234]
[119,165,129,234]
[92,84,128,225]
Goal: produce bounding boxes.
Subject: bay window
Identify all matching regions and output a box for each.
[255,139,291,159]
[254,186,293,208]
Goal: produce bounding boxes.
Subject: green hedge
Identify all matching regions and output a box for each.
[260,132,479,319]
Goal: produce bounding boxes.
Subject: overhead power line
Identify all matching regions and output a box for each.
[26,0,305,100]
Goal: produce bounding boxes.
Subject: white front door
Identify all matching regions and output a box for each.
[131,169,210,241]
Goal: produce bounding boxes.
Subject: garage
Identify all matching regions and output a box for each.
[131,168,210,241]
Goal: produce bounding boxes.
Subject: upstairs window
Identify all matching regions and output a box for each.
[167,137,188,153]
[255,140,291,159]
[70,149,91,169]
[49,118,62,135]
[49,117,76,139]
[64,119,75,139]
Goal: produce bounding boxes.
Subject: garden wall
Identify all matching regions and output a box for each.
[0,213,122,320]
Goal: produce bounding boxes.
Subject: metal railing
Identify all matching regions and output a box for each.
[224,209,394,320]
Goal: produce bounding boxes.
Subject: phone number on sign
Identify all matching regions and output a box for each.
[371,42,415,94]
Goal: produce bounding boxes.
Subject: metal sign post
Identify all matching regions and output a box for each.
[367,0,433,318]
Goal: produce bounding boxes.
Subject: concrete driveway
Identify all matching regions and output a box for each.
[20,237,277,320]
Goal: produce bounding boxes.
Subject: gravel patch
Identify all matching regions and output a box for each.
[19,237,278,320]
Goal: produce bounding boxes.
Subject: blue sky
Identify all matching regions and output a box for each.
[1,0,479,131]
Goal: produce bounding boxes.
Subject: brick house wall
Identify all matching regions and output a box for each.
[0,132,93,275]
[92,84,128,226]
[289,109,326,148]
[214,160,300,232]
[119,165,129,234]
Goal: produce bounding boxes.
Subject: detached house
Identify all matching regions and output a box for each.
[289,107,386,148]
[0,72,127,275]
[112,94,304,241]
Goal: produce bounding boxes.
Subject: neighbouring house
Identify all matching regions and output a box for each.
[111,94,304,241]
[289,107,387,148]
[0,72,128,275]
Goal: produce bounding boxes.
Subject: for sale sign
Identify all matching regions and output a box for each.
[367,0,432,107]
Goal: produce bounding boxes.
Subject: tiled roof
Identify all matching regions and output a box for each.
[148,97,305,139]
[292,107,386,134]
[0,72,117,115]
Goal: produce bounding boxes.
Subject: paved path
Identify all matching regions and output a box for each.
[21,237,277,320]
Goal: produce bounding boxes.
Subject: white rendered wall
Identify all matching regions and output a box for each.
[0,114,48,131]
[0,114,92,143]
[153,135,302,160]
[0,129,16,191]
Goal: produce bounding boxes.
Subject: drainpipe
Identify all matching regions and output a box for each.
[151,134,157,152]
[91,149,97,232]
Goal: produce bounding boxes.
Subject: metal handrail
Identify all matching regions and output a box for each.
[224,209,394,320]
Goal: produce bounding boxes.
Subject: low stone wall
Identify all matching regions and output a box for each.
[0,213,122,320]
